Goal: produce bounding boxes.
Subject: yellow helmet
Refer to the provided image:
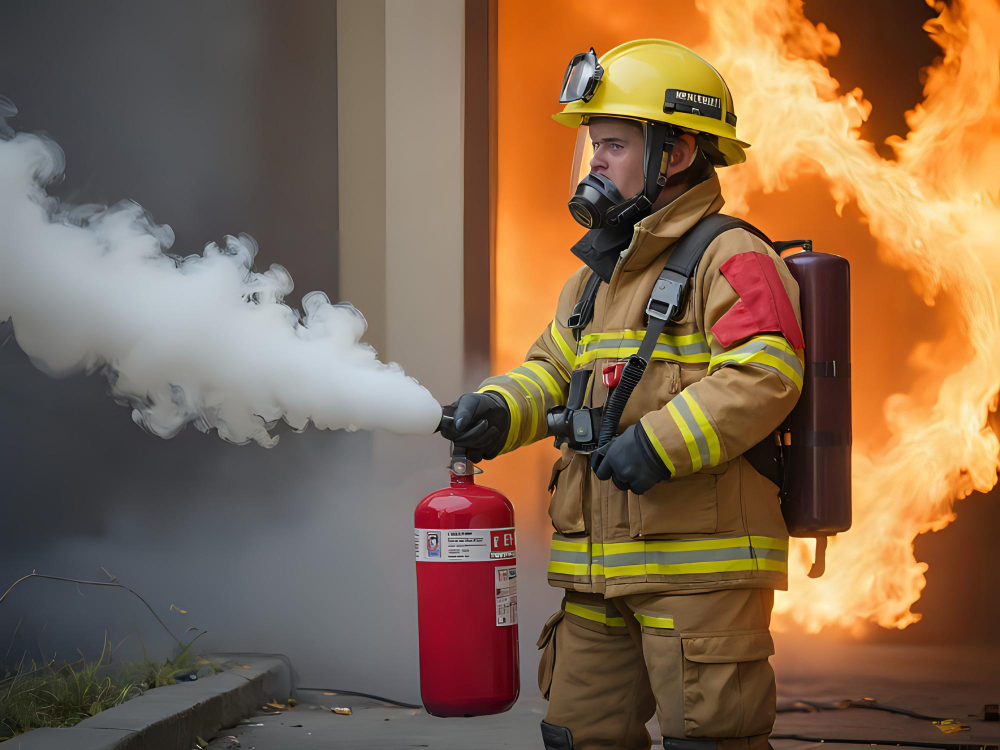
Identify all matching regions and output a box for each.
[553,39,749,167]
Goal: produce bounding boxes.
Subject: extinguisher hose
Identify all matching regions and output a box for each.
[770,735,995,750]
[297,687,422,709]
[597,355,647,447]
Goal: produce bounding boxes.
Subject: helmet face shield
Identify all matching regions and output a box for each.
[558,48,604,104]
[568,124,594,199]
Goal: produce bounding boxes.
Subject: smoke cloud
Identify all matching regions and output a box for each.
[0,132,443,446]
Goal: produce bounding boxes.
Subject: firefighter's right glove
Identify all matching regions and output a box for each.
[590,423,671,494]
[439,392,510,463]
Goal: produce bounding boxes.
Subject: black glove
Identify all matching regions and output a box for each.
[439,392,510,463]
[590,423,671,494]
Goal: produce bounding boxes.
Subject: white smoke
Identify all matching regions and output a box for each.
[0,133,443,446]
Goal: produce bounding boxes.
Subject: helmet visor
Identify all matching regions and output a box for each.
[569,124,594,199]
[558,48,603,104]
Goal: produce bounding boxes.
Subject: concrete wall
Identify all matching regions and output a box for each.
[0,0,469,704]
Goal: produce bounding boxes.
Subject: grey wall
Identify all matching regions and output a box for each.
[0,0,446,702]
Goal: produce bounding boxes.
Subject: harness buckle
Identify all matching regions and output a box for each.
[646,269,688,321]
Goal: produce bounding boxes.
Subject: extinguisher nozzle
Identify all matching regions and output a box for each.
[436,404,456,433]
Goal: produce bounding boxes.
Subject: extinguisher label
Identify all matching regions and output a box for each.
[490,529,516,559]
[495,566,518,627]
[414,527,516,563]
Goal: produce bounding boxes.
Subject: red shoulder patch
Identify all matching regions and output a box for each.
[710,251,804,350]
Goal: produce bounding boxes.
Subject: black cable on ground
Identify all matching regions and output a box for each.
[777,698,947,722]
[296,687,422,709]
[771,734,997,750]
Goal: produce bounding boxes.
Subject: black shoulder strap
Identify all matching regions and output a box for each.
[638,213,771,363]
[566,270,602,342]
[597,213,772,448]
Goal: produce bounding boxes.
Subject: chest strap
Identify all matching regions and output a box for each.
[596,214,772,448]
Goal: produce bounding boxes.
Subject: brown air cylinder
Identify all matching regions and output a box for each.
[780,249,852,536]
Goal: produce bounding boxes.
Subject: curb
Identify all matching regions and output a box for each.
[1,654,292,750]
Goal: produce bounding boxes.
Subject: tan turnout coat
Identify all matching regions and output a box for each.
[479,172,804,599]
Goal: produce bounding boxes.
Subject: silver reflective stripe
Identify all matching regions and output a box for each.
[712,340,803,379]
[580,337,709,357]
[754,547,787,561]
[671,394,712,468]
[550,548,589,565]
[512,366,559,405]
[647,546,753,564]
[601,536,788,578]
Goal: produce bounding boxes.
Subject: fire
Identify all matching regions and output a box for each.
[494,0,1000,632]
[698,0,1000,631]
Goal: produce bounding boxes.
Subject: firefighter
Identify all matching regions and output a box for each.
[441,39,804,750]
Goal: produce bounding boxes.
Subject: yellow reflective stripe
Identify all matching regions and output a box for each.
[604,536,788,553]
[551,539,589,553]
[603,541,645,555]
[640,419,676,475]
[523,361,566,401]
[756,558,789,573]
[550,320,577,371]
[590,542,604,577]
[576,348,709,367]
[564,602,604,623]
[680,391,721,467]
[643,537,753,552]
[600,535,789,579]
[578,329,706,347]
[644,559,757,575]
[507,372,541,442]
[710,336,804,390]
[548,560,589,575]
[603,564,646,577]
[564,602,626,627]
[635,613,674,629]
[750,536,789,551]
[477,385,521,453]
[667,400,702,471]
[755,334,798,350]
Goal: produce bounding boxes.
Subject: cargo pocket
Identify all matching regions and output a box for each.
[548,451,586,534]
[536,610,565,700]
[680,631,776,738]
[627,472,719,537]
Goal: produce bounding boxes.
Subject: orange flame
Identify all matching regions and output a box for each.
[697,0,1000,631]
[494,0,1000,633]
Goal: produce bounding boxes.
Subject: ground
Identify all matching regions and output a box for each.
[206,640,1000,749]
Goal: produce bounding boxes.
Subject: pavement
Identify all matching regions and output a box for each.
[206,640,1000,750]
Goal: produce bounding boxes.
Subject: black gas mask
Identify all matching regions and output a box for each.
[567,120,679,229]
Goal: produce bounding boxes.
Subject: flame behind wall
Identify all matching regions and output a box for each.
[493,0,1000,633]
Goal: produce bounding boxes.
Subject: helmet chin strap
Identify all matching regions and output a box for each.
[606,122,679,226]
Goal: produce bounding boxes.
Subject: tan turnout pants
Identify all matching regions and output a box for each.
[536,588,776,750]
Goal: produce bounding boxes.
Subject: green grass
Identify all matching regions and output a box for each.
[0,637,215,740]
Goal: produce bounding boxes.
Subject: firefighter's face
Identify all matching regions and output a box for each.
[588,117,697,202]
[588,117,646,199]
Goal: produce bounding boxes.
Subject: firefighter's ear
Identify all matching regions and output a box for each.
[669,133,697,172]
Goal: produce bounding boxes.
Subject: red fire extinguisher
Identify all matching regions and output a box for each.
[414,410,520,717]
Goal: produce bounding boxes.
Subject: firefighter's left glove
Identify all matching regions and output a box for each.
[439,392,510,463]
[590,423,671,495]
